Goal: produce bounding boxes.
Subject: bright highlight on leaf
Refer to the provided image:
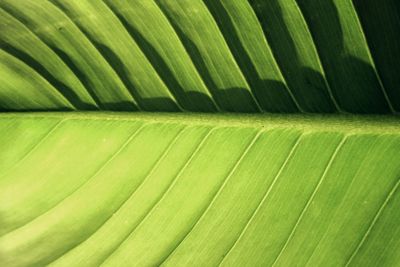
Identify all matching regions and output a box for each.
[0,0,399,266]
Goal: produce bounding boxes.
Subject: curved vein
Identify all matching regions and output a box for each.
[48,125,188,266]
[4,123,147,237]
[219,133,304,266]
[292,0,343,113]
[159,129,263,264]
[202,2,263,112]
[1,48,76,110]
[270,135,347,266]
[47,1,141,110]
[0,6,100,109]
[349,0,396,114]
[0,118,65,184]
[99,127,215,266]
[101,0,185,111]
[344,177,400,266]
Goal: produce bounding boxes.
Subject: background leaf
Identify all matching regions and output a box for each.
[0,0,398,113]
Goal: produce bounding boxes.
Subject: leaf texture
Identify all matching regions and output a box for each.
[0,0,399,266]
[0,0,398,113]
[0,113,399,266]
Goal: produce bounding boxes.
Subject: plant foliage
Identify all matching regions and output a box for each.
[0,0,399,266]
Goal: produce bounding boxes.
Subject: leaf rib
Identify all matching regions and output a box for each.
[3,122,147,238]
[99,127,215,266]
[0,118,65,182]
[146,0,222,112]
[0,6,102,109]
[201,3,264,113]
[291,0,343,113]
[248,3,306,113]
[344,177,400,266]
[155,1,229,111]
[159,129,263,265]
[48,124,188,266]
[46,1,142,111]
[100,0,187,112]
[1,48,76,110]
[349,0,396,114]
[270,135,348,266]
[156,1,263,113]
[240,1,302,113]
[219,133,304,266]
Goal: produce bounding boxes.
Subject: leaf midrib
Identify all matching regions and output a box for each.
[0,112,398,134]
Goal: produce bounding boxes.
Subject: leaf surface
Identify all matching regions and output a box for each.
[0,0,399,266]
[0,113,399,266]
[0,0,399,113]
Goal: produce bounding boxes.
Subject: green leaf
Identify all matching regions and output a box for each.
[0,0,399,113]
[0,113,399,266]
[0,0,400,266]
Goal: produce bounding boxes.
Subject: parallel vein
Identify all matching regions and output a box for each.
[219,134,303,265]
